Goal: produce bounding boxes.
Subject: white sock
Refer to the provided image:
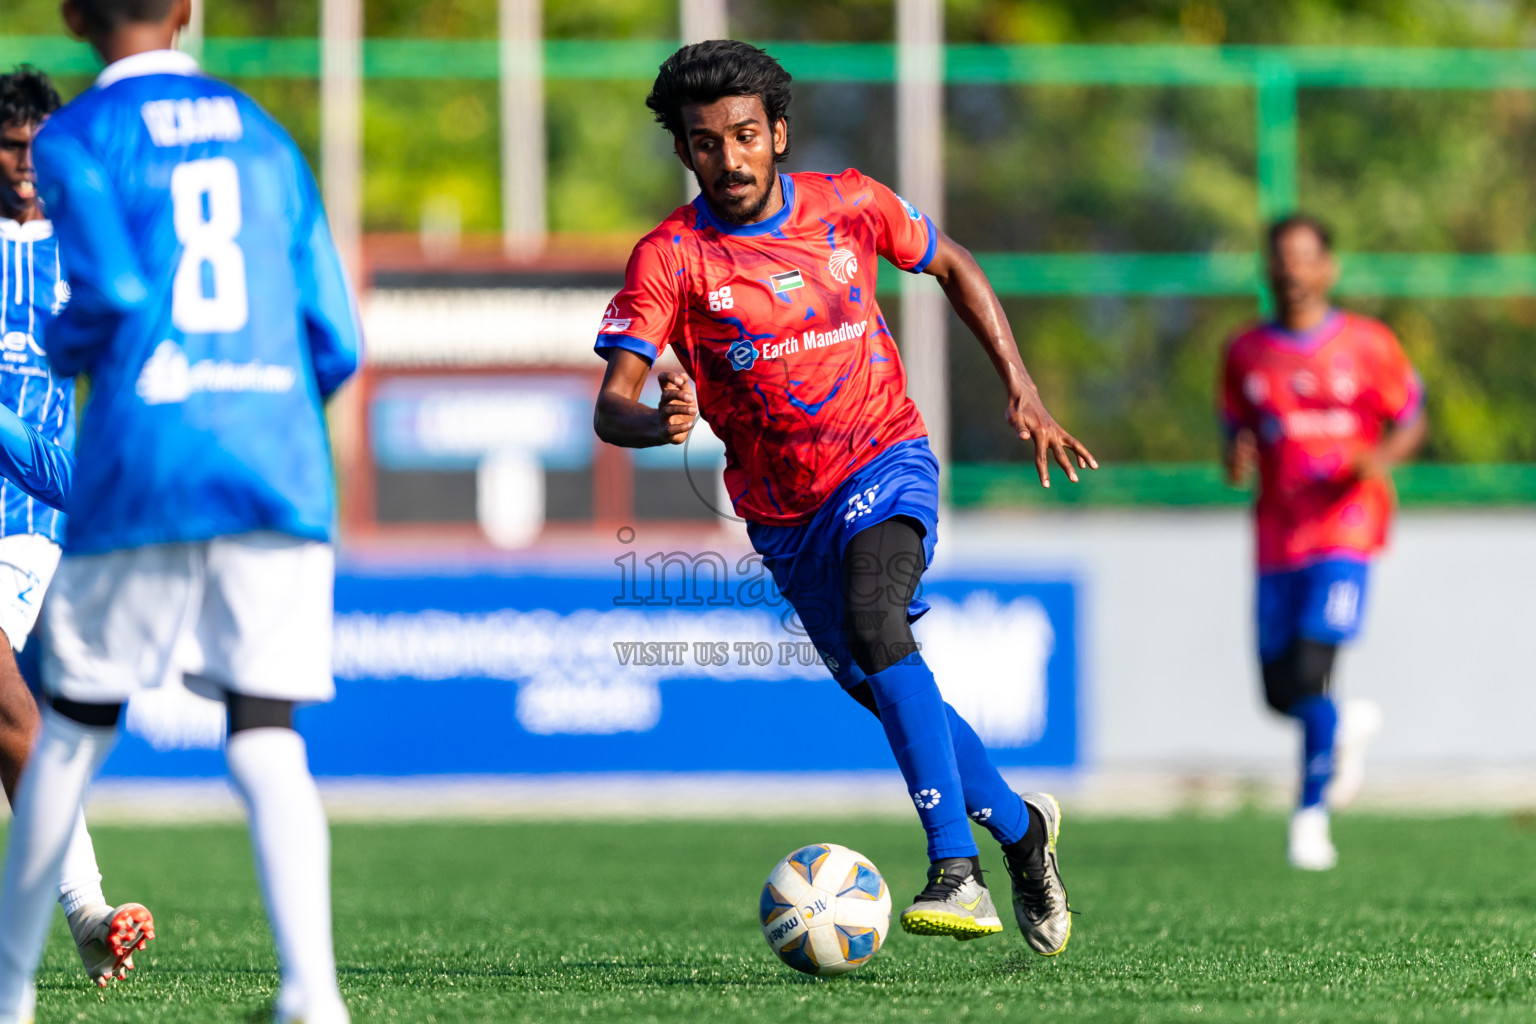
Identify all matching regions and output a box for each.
[58,810,106,918]
[0,711,115,1015]
[226,727,341,1014]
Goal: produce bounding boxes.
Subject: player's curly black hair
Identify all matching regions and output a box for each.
[1268,214,1333,253]
[646,40,793,160]
[0,66,60,131]
[70,0,177,31]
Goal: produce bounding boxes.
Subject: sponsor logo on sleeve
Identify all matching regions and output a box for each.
[598,301,633,334]
[895,194,923,221]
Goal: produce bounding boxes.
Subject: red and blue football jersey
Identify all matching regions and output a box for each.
[1220,310,1424,571]
[595,169,936,525]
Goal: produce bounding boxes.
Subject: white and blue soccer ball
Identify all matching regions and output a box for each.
[759,843,891,976]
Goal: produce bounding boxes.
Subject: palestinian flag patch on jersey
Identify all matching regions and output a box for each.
[770,269,805,295]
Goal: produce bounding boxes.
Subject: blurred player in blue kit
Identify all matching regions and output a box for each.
[0,65,155,991]
[0,1,361,1022]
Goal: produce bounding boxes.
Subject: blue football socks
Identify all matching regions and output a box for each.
[1289,694,1338,808]
[864,657,978,861]
[945,703,1029,846]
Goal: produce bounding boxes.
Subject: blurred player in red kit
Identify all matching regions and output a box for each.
[1221,216,1426,870]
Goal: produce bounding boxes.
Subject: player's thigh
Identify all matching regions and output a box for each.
[1295,559,1370,647]
[772,565,861,687]
[1256,569,1301,664]
[0,534,61,654]
[42,543,202,703]
[190,531,335,703]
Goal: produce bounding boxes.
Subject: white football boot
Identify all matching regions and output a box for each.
[1288,805,1338,871]
[67,901,154,987]
[899,857,1004,939]
[1002,792,1072,956]
[1328,698,1383,810]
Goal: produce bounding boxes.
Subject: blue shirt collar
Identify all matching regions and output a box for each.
[692,174,795,237]
[1266,308,1344,347]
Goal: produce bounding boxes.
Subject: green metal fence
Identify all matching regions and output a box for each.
[6,36,1533,507]
[951,463,1536,509]
[7,36,1532,300]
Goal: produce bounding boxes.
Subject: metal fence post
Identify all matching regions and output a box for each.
[897,0,949,487]
[500,0,547,259]
[321,0,362,278]
[679,0,728,200]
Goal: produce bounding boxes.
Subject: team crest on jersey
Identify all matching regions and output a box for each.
[52,280,70,315]
[727,338,758,372]
[1330,373,1358,403]
[769,269,804,295]
[828,248,859,284]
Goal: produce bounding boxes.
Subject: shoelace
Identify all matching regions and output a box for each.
[911,864,979,904]
[1006,850,1062,923]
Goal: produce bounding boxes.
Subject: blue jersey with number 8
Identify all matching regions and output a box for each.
[32,50,360,555]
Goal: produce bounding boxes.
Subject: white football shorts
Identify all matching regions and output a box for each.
[42,531,335,705]
[0,533,62,653]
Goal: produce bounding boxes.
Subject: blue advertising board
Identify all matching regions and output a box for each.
[99,559,1078,777]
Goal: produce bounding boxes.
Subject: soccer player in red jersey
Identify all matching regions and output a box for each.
[1220,216,1426,870]
[592,41,1094,954]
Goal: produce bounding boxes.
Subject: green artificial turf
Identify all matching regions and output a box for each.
[26,812,1536,1022]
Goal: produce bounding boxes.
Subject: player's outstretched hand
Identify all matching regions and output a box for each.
[1224,428,1258,485]
[1007,388,1097,488]
[656,371,699,446]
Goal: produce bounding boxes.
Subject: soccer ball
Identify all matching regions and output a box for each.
[759,843,891,976]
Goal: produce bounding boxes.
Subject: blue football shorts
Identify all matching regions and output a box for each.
[747,437,940,688]
[1256,556,1371,664]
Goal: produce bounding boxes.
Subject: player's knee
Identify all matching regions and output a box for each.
[844,594,919,675]
[1291,640,1337,701]
[50,697,123,729]
[1262,641,1337,715]
[845,615,919,676]
[226,694,295,735]
[1261,655,1296,714]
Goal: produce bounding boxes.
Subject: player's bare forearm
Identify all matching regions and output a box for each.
[1356,412,1427,479]
[923,232,1098,487]
[594,349,697,448]
[1224,429,1257,486]
[925,234,1031,395]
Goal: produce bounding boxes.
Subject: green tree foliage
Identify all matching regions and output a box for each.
[7,0,1536,463]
